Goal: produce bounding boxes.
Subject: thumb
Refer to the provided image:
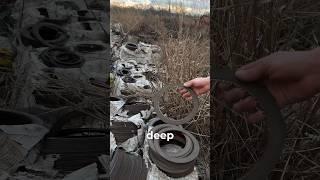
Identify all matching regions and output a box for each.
[184,80,193,87]
[235,60,268,82]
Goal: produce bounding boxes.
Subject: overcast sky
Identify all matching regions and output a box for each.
[111,0,210,15]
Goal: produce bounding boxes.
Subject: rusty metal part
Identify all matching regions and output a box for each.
[152,85,199,125]
[110,121,138,144]
[213,66,286,180]
[110,148,147,180]
[148,124,199,178]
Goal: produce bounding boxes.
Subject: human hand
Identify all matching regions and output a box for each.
[217,48,320,123]
[179,77,210,100]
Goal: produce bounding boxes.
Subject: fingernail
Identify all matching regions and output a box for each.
[184,82,190,87]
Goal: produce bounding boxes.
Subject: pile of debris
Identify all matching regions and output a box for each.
[0,0,109,179]
[110,22,201,180]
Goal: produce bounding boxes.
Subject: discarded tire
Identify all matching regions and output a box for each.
[148,124,200,178]
[125,43,138,51]
[39,47,84,68]
[21,22,69,47]
[152,85,199,125]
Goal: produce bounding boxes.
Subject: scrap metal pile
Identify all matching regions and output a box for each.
[0,0,109,179]
[110,22,201,180]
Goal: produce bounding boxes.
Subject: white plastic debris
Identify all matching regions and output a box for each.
[110,100,125,117]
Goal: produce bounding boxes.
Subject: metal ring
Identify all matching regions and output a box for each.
[152,85,199,125]
[213,66,286,180]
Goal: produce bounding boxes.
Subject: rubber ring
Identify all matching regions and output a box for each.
[152,85,199,125]
[149,124,192,158]
[153,126,199,164]
[213,66,286,180]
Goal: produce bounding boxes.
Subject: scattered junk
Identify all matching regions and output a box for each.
[110,121,138,144]
[110,21,202,179]
[0,0,109,179]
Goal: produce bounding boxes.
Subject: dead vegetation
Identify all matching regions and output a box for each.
[111,5,210,178]
[212,0,320,179]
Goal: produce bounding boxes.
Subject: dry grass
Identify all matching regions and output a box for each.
[111,5,210,178]
[212,0,320,179]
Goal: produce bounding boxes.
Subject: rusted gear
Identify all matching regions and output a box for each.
[152,85,199,125]
[213,66,286,180]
